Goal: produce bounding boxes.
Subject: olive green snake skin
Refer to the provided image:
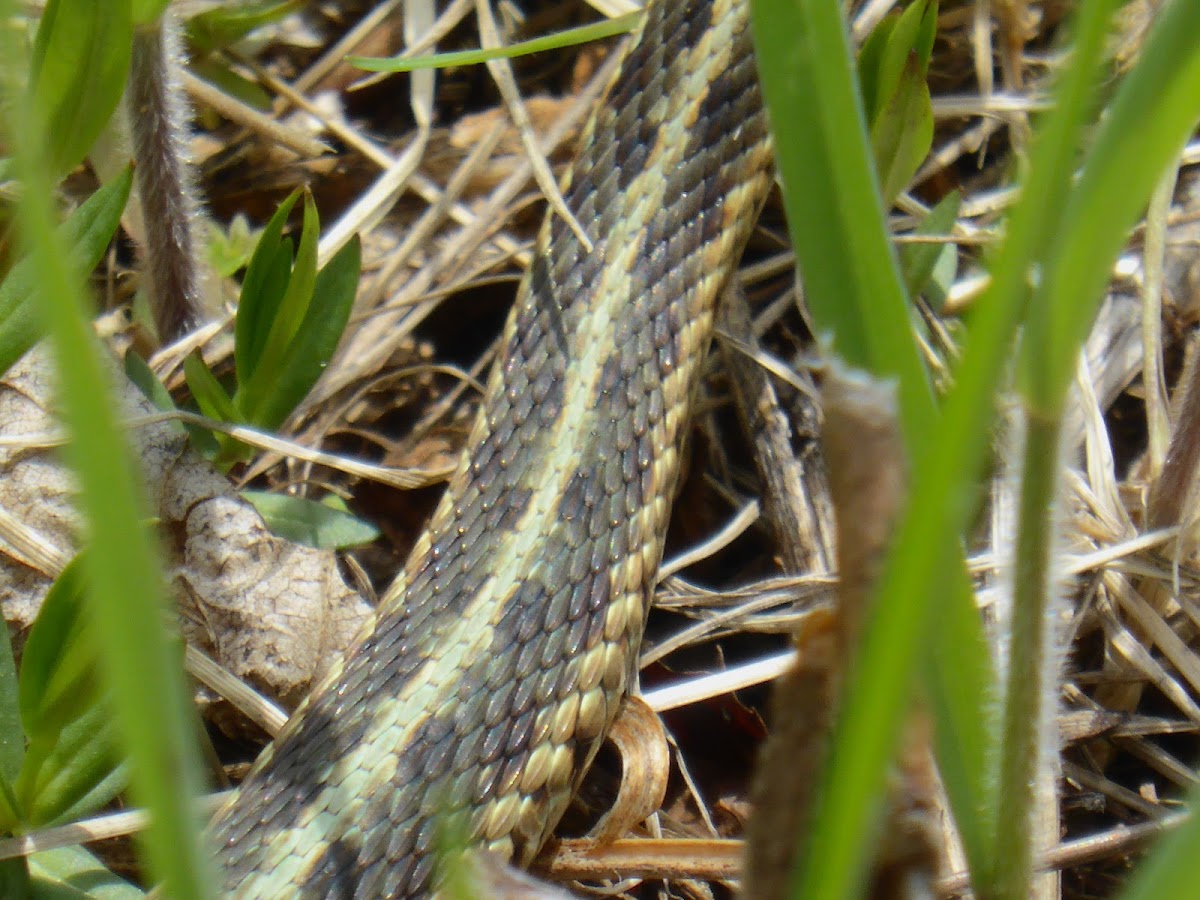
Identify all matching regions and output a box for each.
[210,0,773,893]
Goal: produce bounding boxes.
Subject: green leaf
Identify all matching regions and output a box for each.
[0,859,30,897]
[237,235,360,431]
[24,705,124,828]
[858,1,935,123]
[277,191,321,330]
[859,1,936,205]
[131,0,170,25]
[185,0,299,54]
[870,52,933,204]
[856,12,897,121]
[183,351,238,426]
[185,0,304,54]
[244,490,379,549]
[0,594,22,786]
[0,167,133,376]
[124,352,221,457]
[123,351,181,427]
[189,58,274,112]
[206,214,261,278]
[183,350,250,465]
[913,1,938,70]
[1018,0,1200,416]
[0,772,20,834]
[234,189,301,385]
[27,844,143,898]
[235,190,321,427]
[18,558,97,743]
[349,12,641,73]
[871,0,932,117]
[899,190,961,300]
[1120,804,1200,899]
[29,0,132,178]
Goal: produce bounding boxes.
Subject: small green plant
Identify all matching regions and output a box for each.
[1,3,366,894]
[180,188,361,467]
[205,214,260,279]
[0,168,133,376]
[185,0,304,110]
[0,559,147,896]
[857,0,938,206]
[242,491,379,551]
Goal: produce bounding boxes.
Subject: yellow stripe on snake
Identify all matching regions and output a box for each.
[210,0,773,893]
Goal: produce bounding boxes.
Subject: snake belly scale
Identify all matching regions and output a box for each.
[210,0,773,894]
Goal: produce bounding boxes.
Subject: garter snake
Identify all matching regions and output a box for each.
[210,0,773,893]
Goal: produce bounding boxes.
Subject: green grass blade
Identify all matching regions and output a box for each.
[28,844,144,898]
[1019,0,1200,416]
[991,1,1200,893]
[0,166,133,376]
[751,0,932,438]
[28,0,132,178]
[0,11,215,896]
[241,235,360,431]
[868,2,1120,896]
[752,0,998,888]
[234,188,300,386]
[348,13,641,73]
[1120,811,1200,900]
[754,0,1138,894]
[0,603,21,787]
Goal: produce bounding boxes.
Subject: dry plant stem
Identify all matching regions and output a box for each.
[990,412,1063,900]
[540,838,741,882]
[718,284,834,574]
[1093,333,1200,737]
[1094,307,1197,735]
[538,809,1192,885]
[474,0,592,250]
[820,373,940,899]
[181,72,330,159]
[940,810,1191,894]
[742,618,837,900]
[744,369,923,899]
[1150,338,1200,533]
[127,14,205,343]
[1141,160,1178,475]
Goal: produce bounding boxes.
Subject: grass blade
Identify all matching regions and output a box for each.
[348,13,641,73]
[0,8,215,895]
[751,0,999,888]
[1019,0,1200,416]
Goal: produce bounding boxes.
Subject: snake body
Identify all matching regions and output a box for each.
[211,0,772,893]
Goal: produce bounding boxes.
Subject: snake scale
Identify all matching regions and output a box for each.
[210,0,773,893]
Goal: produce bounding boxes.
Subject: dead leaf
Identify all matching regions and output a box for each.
[0,345,372,714]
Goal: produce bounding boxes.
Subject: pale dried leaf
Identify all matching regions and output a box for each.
[0,345,371,711]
